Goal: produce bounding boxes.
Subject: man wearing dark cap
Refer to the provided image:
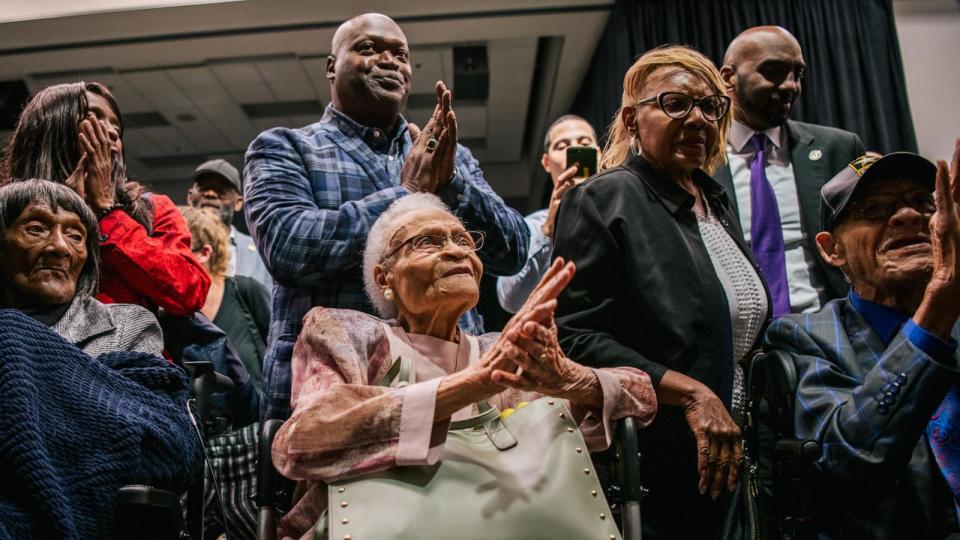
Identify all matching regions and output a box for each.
[765,143,960,538]
[186,158,272,290]
[718,26,865,317]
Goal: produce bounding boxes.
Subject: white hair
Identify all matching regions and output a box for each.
[362,193,453,318]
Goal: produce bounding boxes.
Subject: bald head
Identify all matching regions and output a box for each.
[331,13,404,56]
[723,26,801,66]
[325,12,412,130]
[720,25,805,131]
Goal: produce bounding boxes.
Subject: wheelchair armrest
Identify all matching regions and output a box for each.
[114,485,184,540]
[183,360,234,394]
[257,419,286,540]
[758,349,801,437]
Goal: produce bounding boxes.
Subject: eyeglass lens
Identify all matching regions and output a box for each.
[853,191,935,220]
[659,93,728,121]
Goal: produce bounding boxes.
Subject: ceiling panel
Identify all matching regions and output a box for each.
[165,65,260,150]
[485,37,538,162]
[298,56,332,104]
[209,62,275,104]
[256,57,317,102]
[409,48,449,94]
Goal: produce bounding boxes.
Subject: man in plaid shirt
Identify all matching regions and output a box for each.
[244,13,529,421]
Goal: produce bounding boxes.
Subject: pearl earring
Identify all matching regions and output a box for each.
[383,288,395,301]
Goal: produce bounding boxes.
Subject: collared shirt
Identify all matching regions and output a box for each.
[496,208,551,313]
[848,290,957,363]
[727,120,821,313]
[227,225,274,292]
[244,104,529,420]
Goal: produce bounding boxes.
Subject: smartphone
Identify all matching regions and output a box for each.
[566,146,598,180]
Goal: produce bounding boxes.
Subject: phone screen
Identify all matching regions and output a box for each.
[566,146,598,179]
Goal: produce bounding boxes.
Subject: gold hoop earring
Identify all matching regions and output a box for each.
[383,288,395,301]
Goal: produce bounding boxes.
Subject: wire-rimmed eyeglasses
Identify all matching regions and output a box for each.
[383,230,485,261]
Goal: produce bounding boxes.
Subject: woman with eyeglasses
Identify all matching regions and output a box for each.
[269,193,657,539]
[552,45,772,537]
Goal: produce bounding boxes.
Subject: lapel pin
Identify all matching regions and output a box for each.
[808,149,823,161]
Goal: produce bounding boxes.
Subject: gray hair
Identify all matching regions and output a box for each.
[0,179,101,299]
[362,193,452,318]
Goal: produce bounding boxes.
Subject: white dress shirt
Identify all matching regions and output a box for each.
[727,120,821,313]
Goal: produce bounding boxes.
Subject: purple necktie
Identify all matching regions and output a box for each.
[749,133,791,317]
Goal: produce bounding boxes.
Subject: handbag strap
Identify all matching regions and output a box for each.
[377,355,412,388]
[449,400,500,430]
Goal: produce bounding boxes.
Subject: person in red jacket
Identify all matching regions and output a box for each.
[1,82,209,316]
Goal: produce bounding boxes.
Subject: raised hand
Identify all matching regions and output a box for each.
[929,139,960,292]
[78,114,116,213]
[915,139,960,339]
[475,258,575,380]
[399,81,455,194]
[542,165,578,238]
[64,153,88,200]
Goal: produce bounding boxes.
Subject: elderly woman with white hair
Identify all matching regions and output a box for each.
[271,193,658,539]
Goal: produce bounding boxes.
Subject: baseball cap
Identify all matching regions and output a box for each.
[192,159,242,193]
[820,152,936,231]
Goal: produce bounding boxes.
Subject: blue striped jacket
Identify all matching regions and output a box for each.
[764,297,960,538]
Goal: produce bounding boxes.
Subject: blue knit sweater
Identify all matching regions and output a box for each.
[0,309,202,539]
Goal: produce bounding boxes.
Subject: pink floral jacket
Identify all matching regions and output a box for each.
[272,307,657,539]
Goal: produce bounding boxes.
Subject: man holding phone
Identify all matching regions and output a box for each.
[497,114,599,312]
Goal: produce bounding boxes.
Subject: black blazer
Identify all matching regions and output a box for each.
[553,153,772,536]
[713,120,865,304]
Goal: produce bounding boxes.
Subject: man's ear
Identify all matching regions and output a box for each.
[186,187,195,205]
[540,153,552,176]
[234,197,244,212]
[719,64,736,95]
[815,230,847,269]
[326,55,336,80]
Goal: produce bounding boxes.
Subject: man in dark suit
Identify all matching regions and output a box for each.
[765,147,960,539]
[718,26,865,316]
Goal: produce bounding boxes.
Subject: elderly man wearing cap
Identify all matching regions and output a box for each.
[765,142,960,538]
[187,159,272,290]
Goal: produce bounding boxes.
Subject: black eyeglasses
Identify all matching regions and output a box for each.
[383,230,485,261]
[635,92,731,122]
[846,190,935,222]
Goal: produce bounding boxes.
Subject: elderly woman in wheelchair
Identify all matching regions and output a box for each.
[0,179,200,539]
[270,194,657,540]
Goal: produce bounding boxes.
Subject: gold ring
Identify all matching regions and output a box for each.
[425,137,438,152]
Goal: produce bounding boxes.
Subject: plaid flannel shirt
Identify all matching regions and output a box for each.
[244,105,529,420]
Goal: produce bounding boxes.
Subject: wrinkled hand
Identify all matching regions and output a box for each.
[476,258,575,378]
[542,165,578,238]
[490,319,599,406]
[400,81,458,194]
[684,390,742,499]
[64,153,88,200]
[78,114,116,212]
[929,139,960,293]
